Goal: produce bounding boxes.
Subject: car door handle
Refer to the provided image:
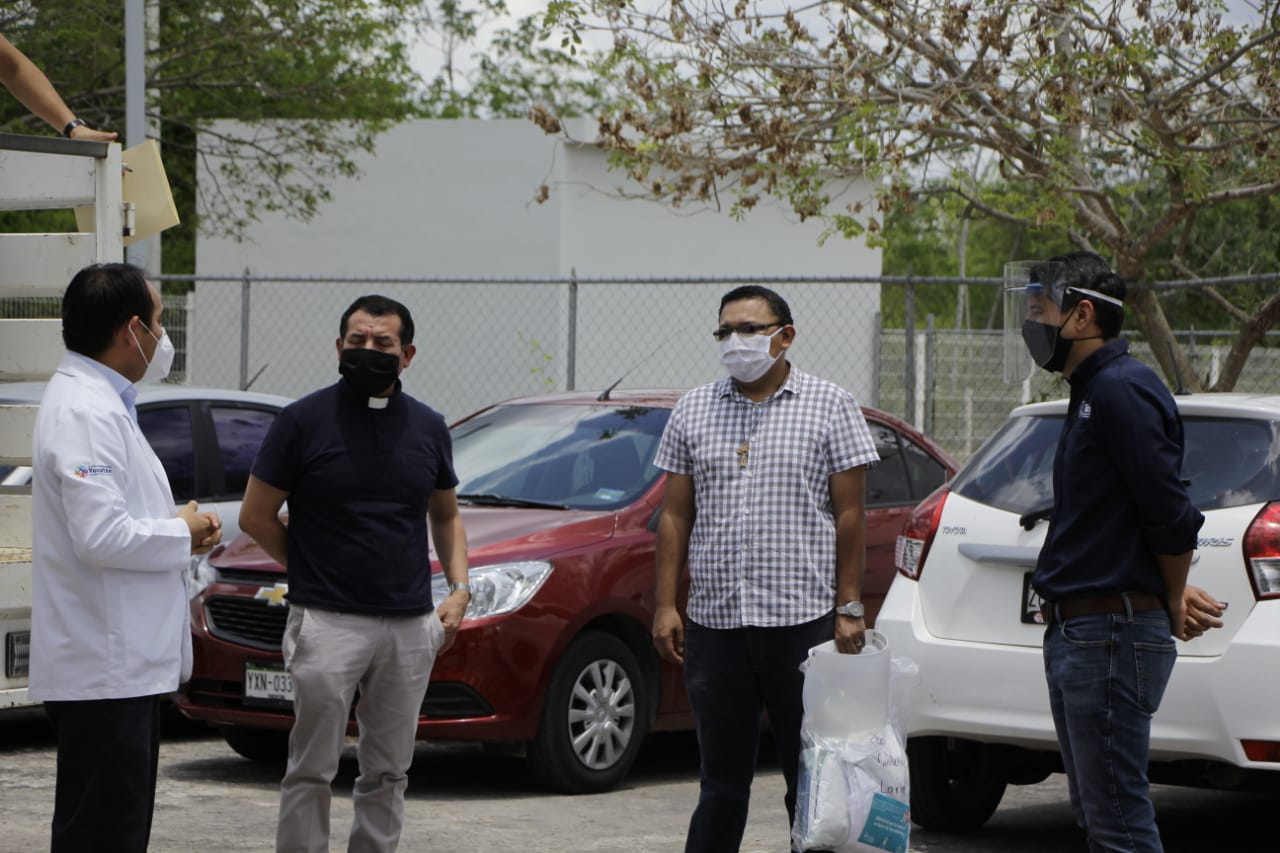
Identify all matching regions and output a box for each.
[957,543,1041,568]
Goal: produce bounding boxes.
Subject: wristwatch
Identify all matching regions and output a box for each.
[448,582,471,594]
[836,600,865,619]
[63,118,87,138]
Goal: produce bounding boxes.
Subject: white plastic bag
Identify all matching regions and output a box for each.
[791,650,917,853]
[792,721,910,853]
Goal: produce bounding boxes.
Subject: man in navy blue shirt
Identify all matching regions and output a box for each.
[240,295,470,853]
[1020,252,1215,852]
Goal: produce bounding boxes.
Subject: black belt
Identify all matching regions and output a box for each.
[1040,592,1166,625]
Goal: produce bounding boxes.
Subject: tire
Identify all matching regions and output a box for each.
[526,631,650,794]
[221,725,290,764]
[907,736,1008,830]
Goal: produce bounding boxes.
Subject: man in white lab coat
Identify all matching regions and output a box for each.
[28,262,223,853]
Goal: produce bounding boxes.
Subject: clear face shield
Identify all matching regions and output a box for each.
[1002,260,1065,384]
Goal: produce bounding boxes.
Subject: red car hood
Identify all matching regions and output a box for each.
[207,506,618,574]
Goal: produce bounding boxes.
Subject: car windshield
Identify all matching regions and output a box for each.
[952,412,1280,515]
[450,402,671,510]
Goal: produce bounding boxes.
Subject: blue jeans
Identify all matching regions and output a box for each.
[682,614,834,853]
[1043,608,1177,852]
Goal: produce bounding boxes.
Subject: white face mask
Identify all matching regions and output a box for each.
[132,323,175,383]
[718,328,782,383]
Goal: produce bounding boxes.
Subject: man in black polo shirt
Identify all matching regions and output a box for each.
[240,295,471,853]
[1018,252,1206,852]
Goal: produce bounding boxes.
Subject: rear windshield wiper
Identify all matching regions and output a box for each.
[457,493,570,510]
[1018,505,1053,530]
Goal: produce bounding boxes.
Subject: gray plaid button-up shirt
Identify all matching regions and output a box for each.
[654,365,879,629]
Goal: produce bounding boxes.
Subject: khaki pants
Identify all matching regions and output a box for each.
[276,607,445,853]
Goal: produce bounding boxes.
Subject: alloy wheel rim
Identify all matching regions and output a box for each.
[566,658,636,770]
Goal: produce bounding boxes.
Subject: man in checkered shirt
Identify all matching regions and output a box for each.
[653,285,880,853]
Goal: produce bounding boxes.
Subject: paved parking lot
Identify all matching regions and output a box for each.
[1,706,1275,852]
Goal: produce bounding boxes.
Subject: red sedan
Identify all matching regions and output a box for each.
[175,390,955,794]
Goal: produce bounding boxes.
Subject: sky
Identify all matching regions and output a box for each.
[409,0,554,83]
[407,0,1265,83]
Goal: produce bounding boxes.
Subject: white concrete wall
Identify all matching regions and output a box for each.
[194,119,882,420]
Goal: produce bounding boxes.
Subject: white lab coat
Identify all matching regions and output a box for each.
[28,352,193,701]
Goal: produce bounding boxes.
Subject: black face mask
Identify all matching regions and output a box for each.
[1021,309,1104,375]
[339,348,401,396]
[1021,319,1074,374]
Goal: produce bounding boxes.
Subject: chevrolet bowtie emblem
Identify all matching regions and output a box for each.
[254,583,289,607]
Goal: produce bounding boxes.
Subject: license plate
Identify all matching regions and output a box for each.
[1021,573,1045,624]
[5,631,30,678]
[244,662,294,708]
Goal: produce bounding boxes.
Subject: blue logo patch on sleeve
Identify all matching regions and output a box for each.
[73,464,113,478]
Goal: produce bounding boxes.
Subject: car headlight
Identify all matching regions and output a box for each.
[188,554,220,600]
[433,561,553,620]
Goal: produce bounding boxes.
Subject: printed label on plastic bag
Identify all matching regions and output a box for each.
[855,792,911,853]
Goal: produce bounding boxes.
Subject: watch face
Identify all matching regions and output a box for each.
[839,602,864,618]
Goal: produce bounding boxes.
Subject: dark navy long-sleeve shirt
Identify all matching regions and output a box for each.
[1032,339,1204,602]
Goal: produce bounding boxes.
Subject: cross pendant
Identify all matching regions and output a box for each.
[736,442,749,467]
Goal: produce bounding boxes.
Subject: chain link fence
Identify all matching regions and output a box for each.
[174,274,884,426]
[3,274,1277,463]
[878,327,1280,461]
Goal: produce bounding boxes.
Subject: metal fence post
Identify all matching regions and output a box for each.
[924,314,936,436]
[871,310,881,409]
[239,268,251,392]
[904,273,916,426]
[566,268,578,391]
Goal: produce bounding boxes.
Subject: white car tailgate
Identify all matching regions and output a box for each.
[917,494,1261,655]
[915,492,1048,647]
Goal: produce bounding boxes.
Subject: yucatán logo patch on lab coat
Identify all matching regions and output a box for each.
[73,464,114,478]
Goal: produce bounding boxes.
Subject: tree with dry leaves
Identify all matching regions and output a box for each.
[540,0,1280,390]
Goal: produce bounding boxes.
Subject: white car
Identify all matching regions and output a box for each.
[0,383,291,547]
[877,392,1280,830]
[1,383,290,708]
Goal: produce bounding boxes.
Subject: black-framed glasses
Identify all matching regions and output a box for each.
[712,322,784,341]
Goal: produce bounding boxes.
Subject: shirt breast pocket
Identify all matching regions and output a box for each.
[397,449,439,506]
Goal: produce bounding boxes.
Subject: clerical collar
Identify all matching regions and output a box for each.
[367,395,390,410]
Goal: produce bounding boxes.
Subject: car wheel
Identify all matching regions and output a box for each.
[221,725,290,763]
[526,631,650,794]
[907,736,1007,830]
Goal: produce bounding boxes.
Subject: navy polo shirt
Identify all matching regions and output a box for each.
[251,379,458,615]
[1032,339,1204,602]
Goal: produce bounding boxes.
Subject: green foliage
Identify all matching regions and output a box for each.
[878,190,1072,329]
[1,1,609,275]
[878,181,1280,339]
[1,0,609,272]
[520,333,557,391]
[2,0,428,273]
[1141,193,1280,339]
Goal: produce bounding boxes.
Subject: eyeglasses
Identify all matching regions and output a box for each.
[712,322,784,341]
